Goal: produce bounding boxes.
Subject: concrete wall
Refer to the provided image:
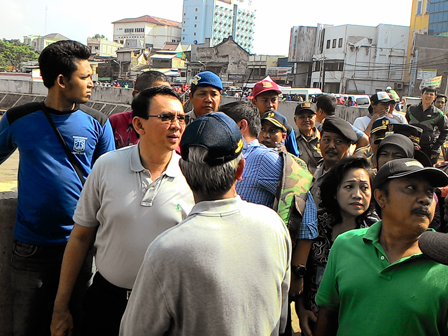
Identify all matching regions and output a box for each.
[0,192,17,335]
[220,96,368,132]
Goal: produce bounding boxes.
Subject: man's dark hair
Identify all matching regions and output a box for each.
[422,86,437,95]
[320,156,374,223]
[132,86,181,119]
[134,71,168,92]
[219,101,261,138]
[316,95,336,115]
[38,40,91,89]
[437,94,447,102]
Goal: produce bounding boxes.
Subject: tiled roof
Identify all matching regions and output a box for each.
[112,15,181,28]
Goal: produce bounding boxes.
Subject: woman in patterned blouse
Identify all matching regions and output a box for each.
[297,157,379,336]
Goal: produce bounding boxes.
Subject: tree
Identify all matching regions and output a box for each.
[0,39,38,71]
[90,34,107,40]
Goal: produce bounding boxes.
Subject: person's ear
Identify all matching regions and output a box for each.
[56,75,66,89]
[235,158,245,182]
[374,188,386,209]
[281,132,287,142]
[237,119,249,133]
[132,117,145,136]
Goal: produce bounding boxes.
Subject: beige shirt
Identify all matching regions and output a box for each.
[74,145,194,289]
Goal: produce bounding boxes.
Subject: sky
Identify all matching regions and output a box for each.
[0,0,413,55]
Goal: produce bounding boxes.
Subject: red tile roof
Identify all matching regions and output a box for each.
[112,15,181,28]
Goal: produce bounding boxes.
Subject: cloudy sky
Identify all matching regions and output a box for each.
[0,0,413,55]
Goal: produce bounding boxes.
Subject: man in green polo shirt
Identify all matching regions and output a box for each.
[314,158,448,336]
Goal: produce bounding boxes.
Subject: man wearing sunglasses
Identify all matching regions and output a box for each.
[51,86,194,336]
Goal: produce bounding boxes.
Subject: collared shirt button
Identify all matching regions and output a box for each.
[380,256,385,260]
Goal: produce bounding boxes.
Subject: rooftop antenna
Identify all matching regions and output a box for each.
[45,6,48,34]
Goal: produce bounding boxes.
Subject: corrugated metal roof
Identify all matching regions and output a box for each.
[112,15,181,28]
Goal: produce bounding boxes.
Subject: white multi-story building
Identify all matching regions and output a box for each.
[112,15,181,49]
[310,24,409,94]
[181,0,255,53]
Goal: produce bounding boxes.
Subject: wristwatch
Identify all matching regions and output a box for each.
[291,265,307,278]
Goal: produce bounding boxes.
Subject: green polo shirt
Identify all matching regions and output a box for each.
[316,221,448,336]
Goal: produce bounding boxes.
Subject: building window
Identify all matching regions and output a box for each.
[195,16,197,19]
[194,32,196,36]
[194,24,197,28]
[195,8,198,11]
[332,39,336,48]
[417,0,423,15]
[326,40,330,49]
[338,38,343,48]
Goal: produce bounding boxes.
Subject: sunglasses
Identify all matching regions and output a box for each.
[147,113,189,125]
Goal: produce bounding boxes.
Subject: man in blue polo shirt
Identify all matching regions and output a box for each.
[0,40,115,336]
[314,158,448,336]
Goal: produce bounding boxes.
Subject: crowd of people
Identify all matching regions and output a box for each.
[1,40,448,336]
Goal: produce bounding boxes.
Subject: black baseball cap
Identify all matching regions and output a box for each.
[321,116,357,143]
[373,158,448,190]
[376,134,414,158]
[419,231,448,266]
[180,112,243,166]
[294,102,316,115]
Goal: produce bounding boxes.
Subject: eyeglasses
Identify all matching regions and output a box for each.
[147,113,189,125]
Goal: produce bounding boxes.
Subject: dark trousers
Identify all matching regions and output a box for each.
[82,272,131,336]
[11,239,93,336]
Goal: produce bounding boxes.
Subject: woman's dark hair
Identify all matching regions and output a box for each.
[320,156,374,225]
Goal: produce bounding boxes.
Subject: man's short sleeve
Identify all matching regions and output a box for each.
[257,149,283,197]
[353,117,368,133]
[73,156,104,227]
[93,119,115,162]
[298,192,318,240]
[351,124,364,141]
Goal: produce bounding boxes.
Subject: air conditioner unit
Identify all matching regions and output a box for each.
[395,82,403,90]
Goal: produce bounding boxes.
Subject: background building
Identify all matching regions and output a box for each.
[112,15,181,49]
[23,33,70,53]
[288,24,409,95]
[181,0,255,53]
[87,37,122,57]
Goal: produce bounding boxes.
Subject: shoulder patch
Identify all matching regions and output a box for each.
[78,104,109,127]
[6,101,45,125]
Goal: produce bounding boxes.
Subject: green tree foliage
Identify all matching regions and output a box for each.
[0,39,39,71]
[90,34,107,40]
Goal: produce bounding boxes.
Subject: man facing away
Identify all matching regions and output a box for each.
[222,103,317,335]
[109,70,170,149]
[120,112,292,336]
[185,70,222,123]
[51,86,194,336]
[0,40,115,336]
[314,158,448,336]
